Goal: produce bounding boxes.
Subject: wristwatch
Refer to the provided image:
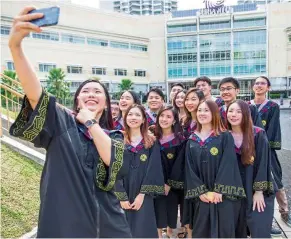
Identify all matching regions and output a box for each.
[84,119,98,128]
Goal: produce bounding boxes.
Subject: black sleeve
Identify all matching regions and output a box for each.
[266,104,281,150]
[185,141,209,199]
[95,134,129,192]
[9,90,70,149]
[140,142,165,196]
[114,179,129,201]
[168,142,186,190]
[213,132,246,198]
[253,130,275,194]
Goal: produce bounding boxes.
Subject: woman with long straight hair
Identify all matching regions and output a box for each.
[114,104,165,238]
[114,90,141,130]
[8,7,131,237]
[182,88,205,139]
[173,90,187,121]
[227,100,275,238]
[153,106,186,238]
[185,100,245,238]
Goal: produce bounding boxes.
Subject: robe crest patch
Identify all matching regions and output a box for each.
[262,120,266,126]
[140,154,147,162]
[210,147,218,156]
[167,153,174,159]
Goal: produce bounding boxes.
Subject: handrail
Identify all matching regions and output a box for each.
[0,83,24,98]
[0,73,22,87]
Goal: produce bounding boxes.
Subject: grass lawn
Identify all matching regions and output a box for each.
[1,144,43,238]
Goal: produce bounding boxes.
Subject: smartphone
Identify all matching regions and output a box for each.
[29,6,60,27]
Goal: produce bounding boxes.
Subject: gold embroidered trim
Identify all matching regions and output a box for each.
[140,185,165,195]
[214,183,246,197]
[168,179,184,189]
[185,184,208,198]
[253,181,274,192]
[96,140,124,191]
[12,91,49,142]
[269,141,281,149]
[114,192,128,201]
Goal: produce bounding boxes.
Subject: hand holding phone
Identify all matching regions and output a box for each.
[29,6,60,27]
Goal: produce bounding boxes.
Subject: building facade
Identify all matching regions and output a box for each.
[112,0,177,15]
[1,0,167,97]
[1,1,290,99]
[166,3,267,98]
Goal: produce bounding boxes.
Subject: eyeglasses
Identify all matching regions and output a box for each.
[254,82,267,86]
[219,87,236,92]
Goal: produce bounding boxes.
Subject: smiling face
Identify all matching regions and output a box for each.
[197,102,212,125]
[253,77,270,96]
[119,91,134,112]
[219,82,239,103]
[170,85,183,102]
[195,81,211,98]
[147,92,164,111]
[111,103,119,119]
[158,109,175,130]
[126,107,144,129]
[175,91,186,108]
[77,82,106,112]
[227,102,242,127]
[185,92,200,113]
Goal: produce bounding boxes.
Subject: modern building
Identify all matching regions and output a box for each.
[1,0,167,97]
[238,0,291,5]
[165,2,291,97]
[111,0,177,15]
[1,0,290,98]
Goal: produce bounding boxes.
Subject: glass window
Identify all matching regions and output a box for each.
[87,38,108,47]
[233,18,266,28]
[1,25,10,35]
[67,66,83,74]
[62,34,85,44]
[110,41,129,49]
[233,30,266,75]
[134,70,146,77]
[32,31,59,41]
[199,21,230,31]
[39,63,56,72]
[288,35,291,43]
[6,61,15,71]
[131,44,148,52]
[114,69,127,76]
[167,24,197,33]
[92,67,106,75]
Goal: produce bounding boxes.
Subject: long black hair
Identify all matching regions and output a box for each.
[117,90,141,120]
[155,106,182,140]
[73,78,114,130]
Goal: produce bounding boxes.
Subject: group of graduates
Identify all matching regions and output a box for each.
[8,7,290,238]
[109,76,289,238]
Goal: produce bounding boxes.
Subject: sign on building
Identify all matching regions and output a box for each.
[199,0,232,15]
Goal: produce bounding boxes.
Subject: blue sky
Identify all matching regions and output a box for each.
[71,0,238,10]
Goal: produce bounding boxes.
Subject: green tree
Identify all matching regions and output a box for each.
[113,79,134,99]
[118,79,134,91]
[46,68,71,103]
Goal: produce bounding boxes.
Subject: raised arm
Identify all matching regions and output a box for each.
[8,6,44,109]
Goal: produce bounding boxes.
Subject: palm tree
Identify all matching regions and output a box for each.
[118,79,134,91]
[46,68,71,103]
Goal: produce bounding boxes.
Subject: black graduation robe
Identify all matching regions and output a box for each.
[9,90,132,238]
[234,127,275,238]
[219,104,264,129]
[250,100,283,189]
[114,141,165,238]
[185,131,245,238]
[154,136,186,229]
